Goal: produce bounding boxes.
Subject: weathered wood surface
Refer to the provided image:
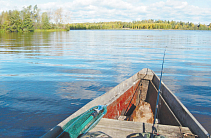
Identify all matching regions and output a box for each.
[127,101,154,124]
[146,80,181,126]
[152,71,209,138]
[88,118,192,138]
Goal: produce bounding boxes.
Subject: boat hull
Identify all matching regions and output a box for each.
[42,68,209,138]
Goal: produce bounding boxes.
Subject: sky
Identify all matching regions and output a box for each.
[0,0,211,24]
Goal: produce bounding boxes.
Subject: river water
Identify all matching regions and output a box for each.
[0,30,211,137]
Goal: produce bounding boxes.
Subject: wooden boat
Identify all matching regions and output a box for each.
[42,68,210,138]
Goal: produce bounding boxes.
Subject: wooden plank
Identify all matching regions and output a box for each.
[88,118,192,138]
[146,80,181,126]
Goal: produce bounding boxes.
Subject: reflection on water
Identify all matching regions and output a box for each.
[0,30,211,137]
[57,81,113,100]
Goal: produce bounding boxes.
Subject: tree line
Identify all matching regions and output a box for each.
[0,5,70,32]
[1,5,211,32]
[69,20,211,30]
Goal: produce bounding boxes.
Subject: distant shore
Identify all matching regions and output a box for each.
[68,21,211,31]
[1,5,210,33]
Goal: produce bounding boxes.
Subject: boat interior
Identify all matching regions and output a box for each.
[103,78,182,127]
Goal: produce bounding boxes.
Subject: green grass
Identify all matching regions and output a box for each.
[34,29,67,32]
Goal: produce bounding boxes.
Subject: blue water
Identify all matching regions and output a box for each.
[0,30,211,137]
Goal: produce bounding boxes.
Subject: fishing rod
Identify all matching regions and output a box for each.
[151,47,167,137]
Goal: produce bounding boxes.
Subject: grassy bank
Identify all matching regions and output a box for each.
[0,29,67,33]
[34,29,67,32]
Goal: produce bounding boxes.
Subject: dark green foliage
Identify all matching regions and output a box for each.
[22,14,34,32]
[0,6,35,32]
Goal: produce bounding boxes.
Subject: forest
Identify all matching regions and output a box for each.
[0,5,69,32]
[69,20,211,30]
[0,5,211,32]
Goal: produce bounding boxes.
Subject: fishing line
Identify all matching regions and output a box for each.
[151,47,167,136]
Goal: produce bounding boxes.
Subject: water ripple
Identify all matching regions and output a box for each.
[0,30,211,136]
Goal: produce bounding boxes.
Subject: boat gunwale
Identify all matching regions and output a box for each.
[152,70,209,138]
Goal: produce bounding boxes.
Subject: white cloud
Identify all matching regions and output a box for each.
[39,2,57,10]
[175,2,188,9]
[0,0,211,24]
[152,1,165,7]
[145,0,211,24]
[164,0,188,9]
[0,0,12,12]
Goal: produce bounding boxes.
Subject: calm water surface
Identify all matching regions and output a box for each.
[0,30,211,137]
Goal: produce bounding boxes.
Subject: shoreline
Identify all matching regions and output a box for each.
[34,29,67,32]
[1,28,210,33]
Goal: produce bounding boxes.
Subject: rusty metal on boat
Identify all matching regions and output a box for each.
[42,68,209,138]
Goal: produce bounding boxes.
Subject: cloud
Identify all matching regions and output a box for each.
[146,0,211,24]
[0,0,12,12]
[0,0,211,24]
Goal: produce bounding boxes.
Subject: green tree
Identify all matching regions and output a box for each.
[32,5,41,29]
[198,23,208,30]
[21,5,34,32]
[41,12,51,29]
[0,11,9,29]
[22,14,34,32]
[9,10,22,32]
